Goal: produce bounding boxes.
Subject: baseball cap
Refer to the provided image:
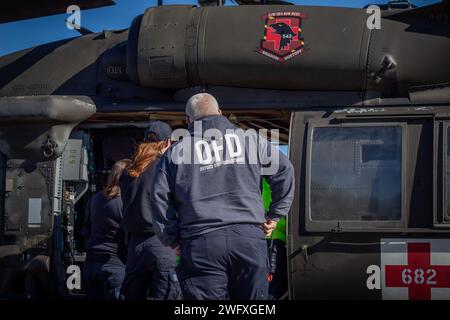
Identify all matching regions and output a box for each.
[144,121,172,142]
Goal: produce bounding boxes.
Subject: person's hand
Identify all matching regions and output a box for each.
[262,219,277,237]
[171,244,181,256]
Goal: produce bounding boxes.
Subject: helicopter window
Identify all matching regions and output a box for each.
[310,126,402,221]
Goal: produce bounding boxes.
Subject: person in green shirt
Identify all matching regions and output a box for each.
[262,178,288,300]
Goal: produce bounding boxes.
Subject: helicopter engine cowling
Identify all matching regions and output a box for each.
[127,4,450,96]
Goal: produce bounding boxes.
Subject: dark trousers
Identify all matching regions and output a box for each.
[177,224,269,300]
[84,257,125,300]
[120,233,181,300]
[267,239,288,300]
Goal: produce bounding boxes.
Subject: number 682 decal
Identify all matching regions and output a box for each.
[401,268,436,285]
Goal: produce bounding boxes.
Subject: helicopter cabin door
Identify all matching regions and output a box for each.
[288,107,450,300]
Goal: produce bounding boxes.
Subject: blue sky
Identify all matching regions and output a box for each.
[0,0,440,56]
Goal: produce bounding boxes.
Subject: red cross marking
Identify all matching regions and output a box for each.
[385,242,450,300]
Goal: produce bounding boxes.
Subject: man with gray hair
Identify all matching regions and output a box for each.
[185,93,221,123]
[149,92,295,300]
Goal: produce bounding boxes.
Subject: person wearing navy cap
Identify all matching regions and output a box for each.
[119,121,181,300]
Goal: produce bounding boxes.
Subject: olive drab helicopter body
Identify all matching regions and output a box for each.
[0,0,449,299]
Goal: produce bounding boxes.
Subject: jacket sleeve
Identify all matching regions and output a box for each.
[149,154,179,247]
[260,137,295,222]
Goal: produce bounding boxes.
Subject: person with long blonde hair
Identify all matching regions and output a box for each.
[82,159,130,300]
[119,121,181,300]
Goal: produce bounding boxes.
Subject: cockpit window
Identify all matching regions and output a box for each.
[310,126,402,221]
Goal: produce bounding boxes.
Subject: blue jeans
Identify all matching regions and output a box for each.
[176,224,269,300]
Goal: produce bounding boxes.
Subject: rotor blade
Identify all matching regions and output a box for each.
[1,0,115,24]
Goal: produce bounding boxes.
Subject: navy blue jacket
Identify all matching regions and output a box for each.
[119,166,157,235]
[82,192,126,262]
[149,115,295,247]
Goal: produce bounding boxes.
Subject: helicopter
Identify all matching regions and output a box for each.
[0,0,449,299]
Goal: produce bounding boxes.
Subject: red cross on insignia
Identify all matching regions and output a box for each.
[384,242,450,300]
